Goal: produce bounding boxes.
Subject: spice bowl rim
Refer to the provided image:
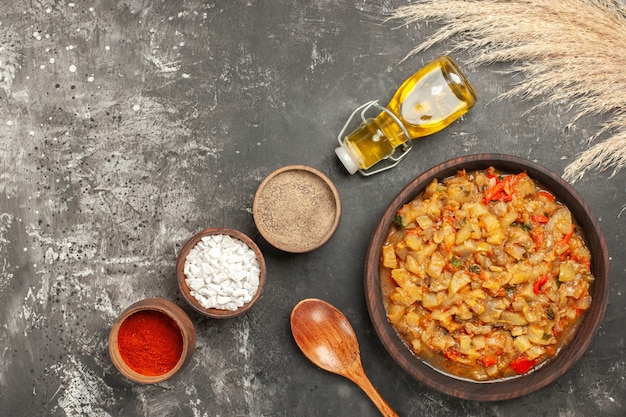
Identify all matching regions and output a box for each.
[108,297,196,384]
[176,227,267,319]
[252,164,342,253]
[364,153,609,401]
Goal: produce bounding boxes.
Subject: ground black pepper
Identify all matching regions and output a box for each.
[253,167,339,252]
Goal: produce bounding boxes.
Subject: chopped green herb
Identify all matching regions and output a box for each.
[451,256,463,268]
[546,308,555,320]
[542,332,551,341]
[469,265,481,274]
[392,214,404,229]
[513,222,532,231]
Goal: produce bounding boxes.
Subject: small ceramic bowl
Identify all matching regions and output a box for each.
[176,227,267,319]
[253,165,341,253]
[108,298,196,384]
[365,154,609,401]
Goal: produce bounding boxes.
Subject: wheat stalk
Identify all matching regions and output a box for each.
[390,0,626,181]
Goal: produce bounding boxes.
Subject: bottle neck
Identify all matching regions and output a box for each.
[372,111,410,148]
[335,107,414,175]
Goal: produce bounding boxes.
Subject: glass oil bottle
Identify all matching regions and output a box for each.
[335,56,477,175]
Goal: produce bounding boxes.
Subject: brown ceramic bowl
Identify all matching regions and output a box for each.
[253,165,341,253]
[364,154,609,401]
[108,298,196,384]
[176,227,266,319]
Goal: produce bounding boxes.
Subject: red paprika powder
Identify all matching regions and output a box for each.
[117,310,183,376]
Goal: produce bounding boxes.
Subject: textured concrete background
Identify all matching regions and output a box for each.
[0,1,624,416]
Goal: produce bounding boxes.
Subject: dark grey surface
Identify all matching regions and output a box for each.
[0,1,624,416]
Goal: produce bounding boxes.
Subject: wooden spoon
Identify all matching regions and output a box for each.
[290,298,399,417]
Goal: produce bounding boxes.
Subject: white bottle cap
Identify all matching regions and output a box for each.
[335,146,360,175]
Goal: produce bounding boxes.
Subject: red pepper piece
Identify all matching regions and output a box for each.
[484,182,505,203]
[510,355,536,374]
[483,172,526,203]
[532,214,549,223]
[480,356,497,367]
[533,274,549,295]
[538,190,556,201]
[560,225,574,246]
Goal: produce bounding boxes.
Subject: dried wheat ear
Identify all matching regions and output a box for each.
[390,0,626,182]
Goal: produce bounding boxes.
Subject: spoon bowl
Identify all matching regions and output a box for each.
[290,298,398,417]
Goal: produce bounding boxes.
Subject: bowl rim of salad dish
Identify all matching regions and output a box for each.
[364,153,609,401]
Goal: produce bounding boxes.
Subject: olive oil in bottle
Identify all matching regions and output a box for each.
[335,56,477,175]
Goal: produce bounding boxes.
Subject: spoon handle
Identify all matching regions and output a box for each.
[350,369,399,417]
